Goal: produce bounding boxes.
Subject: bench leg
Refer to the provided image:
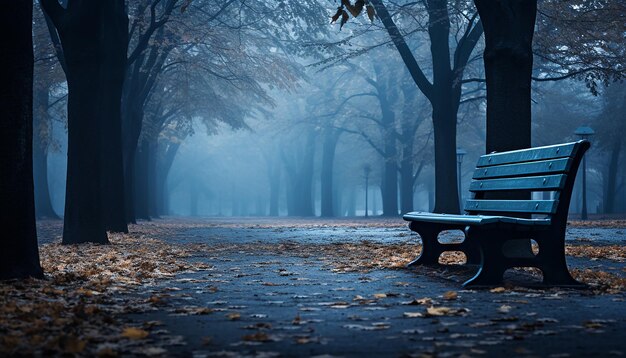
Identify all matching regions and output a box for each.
[463,231,507,287]
[407,225,443,266]
[537,235,587,288]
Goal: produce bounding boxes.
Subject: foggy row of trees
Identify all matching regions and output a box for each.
[162,0,624,218]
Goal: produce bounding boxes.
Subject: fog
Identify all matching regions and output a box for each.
[40,76,626,219]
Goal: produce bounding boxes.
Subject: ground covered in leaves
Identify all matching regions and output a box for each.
[1,218,625,357]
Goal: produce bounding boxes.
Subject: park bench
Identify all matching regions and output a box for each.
[403,140,590,288]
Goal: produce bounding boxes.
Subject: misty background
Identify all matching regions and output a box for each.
[33,1,626,220]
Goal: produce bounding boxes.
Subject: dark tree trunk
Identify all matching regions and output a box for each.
[42,0,130,243]
[268,159,281,216]
[398,81,422,214]
[371,64,399,217]
[604,140,621,214]
[146,140,159,218]
[431,100,459,213]
[155,141,180,216]
[283,130,316,217]
[474,0,536,154]
[123,104,144,223]
[427,0,461,213]
[399,159,414,213]
[321,129,341,217]
[99,1,129,233]
[296,132,316,216]
[474,0,537,256]
[0,1,44,279]
[134,141,151,220]
[33,86,59,219]
[381,153,398,216]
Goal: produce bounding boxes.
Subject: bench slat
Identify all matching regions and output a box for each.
[473,158,571,180]
[476,142,578,167]
[403,212,552,226]
[469,174,567,192]
[464,200,558,214]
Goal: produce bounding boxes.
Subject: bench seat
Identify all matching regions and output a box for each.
[403,212,551,227]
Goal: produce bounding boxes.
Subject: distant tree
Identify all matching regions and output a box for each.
[595,83,626,214]
[331,0,484,214]
[0,1,44,279]
[42,0,129,243]
[32,6,67,220]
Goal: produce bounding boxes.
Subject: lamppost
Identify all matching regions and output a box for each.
[456,148,467,212]
[574,126,595,220]
[363,164,371,217]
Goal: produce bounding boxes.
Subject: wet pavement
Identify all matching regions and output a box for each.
[37,218,626,357]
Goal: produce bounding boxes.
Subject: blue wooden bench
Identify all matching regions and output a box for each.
[403,140,590,288]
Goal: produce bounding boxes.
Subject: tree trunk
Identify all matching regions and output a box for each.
[123,106,144,223]
[268,159,281,216]
[42,0,130,242]
[399,158,414,213]
[99,2,129,233]
[474,0,537,256]
[155,142,180,216]
[431,101,459,213]
[296,132,316,216]
[371,0,482,214]
[146,140,159,218]
[134,141,150,220]
[373,64,399,217]
[33,85,59,219]
[604,140,621,214]
[474,0,535,154]
[321,129,340,217]
[0,1,44,279]
[283,130,316,217]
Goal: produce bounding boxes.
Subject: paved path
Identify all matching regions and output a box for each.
[92,217,626,358]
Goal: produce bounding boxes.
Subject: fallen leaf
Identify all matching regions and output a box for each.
[403,312,424,318]
[226,313,241,321]
[121,327,149,340]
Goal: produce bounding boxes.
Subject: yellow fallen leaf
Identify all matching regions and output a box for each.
[490,287,506,293]
[373,293,387,299]
[426,306,453,316]
[242,332,272,342]
[443,291,458,300]
[121,327,149,340]
[226,312,241,320]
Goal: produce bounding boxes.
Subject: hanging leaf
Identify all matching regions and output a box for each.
[342,0,364,17]
[353,0,365,16]
[366,4,376,22]
[340,10,350,30]
[331,7,343,24]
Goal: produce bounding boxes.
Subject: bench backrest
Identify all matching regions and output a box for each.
[465,140,590,224]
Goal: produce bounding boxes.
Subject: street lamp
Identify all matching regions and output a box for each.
[574,126,594,220]
[363,164,371,217]
[456,148,467,212]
